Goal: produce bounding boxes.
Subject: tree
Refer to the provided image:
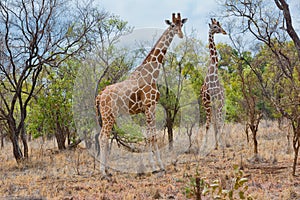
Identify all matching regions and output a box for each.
[217,43,243,123]
[27,59,79,150]
[0,0,104,162]
[158,33,205,150]
[235,51,263,156]
[219,42,268,157]
[223,0,300,175]
[274,0,300,62]
[92,14,134,88]
[0,120,8,148]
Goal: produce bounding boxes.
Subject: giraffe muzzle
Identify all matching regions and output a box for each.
[177,31,184,38]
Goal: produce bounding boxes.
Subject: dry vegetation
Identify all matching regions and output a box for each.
[1,121,300,200]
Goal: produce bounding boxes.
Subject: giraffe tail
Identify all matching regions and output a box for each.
[95,94,103,127]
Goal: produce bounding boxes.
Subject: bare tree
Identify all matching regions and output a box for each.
[274,0,300,62]
[237,54,263,157]
[223,0,300,175]
[0,0,104,163]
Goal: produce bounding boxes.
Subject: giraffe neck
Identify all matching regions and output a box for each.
[207,31,218,77]
[130,27,175,81]
[142,26,174,64]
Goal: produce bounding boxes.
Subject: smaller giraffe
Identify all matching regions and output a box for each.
[201,18,226,149]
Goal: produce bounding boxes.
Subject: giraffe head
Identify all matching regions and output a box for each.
[209,18,226,35]
[165,13,187,38]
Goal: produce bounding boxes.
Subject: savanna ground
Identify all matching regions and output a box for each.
[1,121,300,200]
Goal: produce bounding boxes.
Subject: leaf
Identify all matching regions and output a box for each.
[202,186,210,196]
[229,190,233,199]
[210,183,220,189]
[239,191,246,199]
[238,178,249,186]
[222,189,230,197]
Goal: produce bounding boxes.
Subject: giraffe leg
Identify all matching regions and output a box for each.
[145,107,156,171]
[99,121,114,177]
[216,106,225,149]
[145,104,164,172]
[153,137,164,171]
[214,121,218,150]
[99,130,109,176]
[211,105,219,150]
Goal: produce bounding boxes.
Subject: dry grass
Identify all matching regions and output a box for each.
[0,121,300,199]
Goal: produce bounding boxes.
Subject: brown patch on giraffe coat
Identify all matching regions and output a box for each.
[153,69,159,79]
[128,83,159,114]
[211,56,218,64]
[209,66,214,74]
[157,49,167,63]
[128,90,143,114]
[141,68,148,76]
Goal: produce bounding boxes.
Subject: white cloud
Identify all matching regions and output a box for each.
[96,0,223,42]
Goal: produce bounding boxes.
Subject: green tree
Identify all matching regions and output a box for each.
[27,59,79,150]
[219,42,276,157]
[223,0,300,175]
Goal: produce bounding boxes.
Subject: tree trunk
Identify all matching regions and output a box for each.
[10,134,23,163]
[287,129,292,154]
[8,118,24,162]
[275,0,300,62]
[0,126,3,148]
[21,127,28,159]
[292,129,300,176]
[167,125,173,150]
[250,124,258,155]
[1,134,5,148]
[292,144,299,176]
[245,124,250,143]
[166,111,174,150]
[253,131,258,155]
[55,130,66,150]
[55,120,66,150]
[67,127,71,145]
[186,124,194,153]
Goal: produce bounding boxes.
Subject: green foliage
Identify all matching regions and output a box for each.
[217,43,276,122]
[113,118,144,143]
[184,165,253,200]
[27,58,79,139]
[158,35,207,129]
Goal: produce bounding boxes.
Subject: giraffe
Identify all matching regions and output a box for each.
[95,13,187,176]
[200,18,226,150]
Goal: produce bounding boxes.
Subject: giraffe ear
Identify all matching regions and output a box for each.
[181,18,188,24]
[165,20,172,25]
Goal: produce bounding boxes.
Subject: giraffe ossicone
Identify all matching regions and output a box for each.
[95,13,187,176]
[200,18,226,154]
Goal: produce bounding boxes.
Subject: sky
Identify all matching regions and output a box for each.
[95,0,300,48]
[95,0,225,43]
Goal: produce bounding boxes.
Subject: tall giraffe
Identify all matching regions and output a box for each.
[95,13,187,176]
[201,18,226,149]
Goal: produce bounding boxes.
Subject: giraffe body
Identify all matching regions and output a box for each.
[201,18,226,150]
[96,13,187,176]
